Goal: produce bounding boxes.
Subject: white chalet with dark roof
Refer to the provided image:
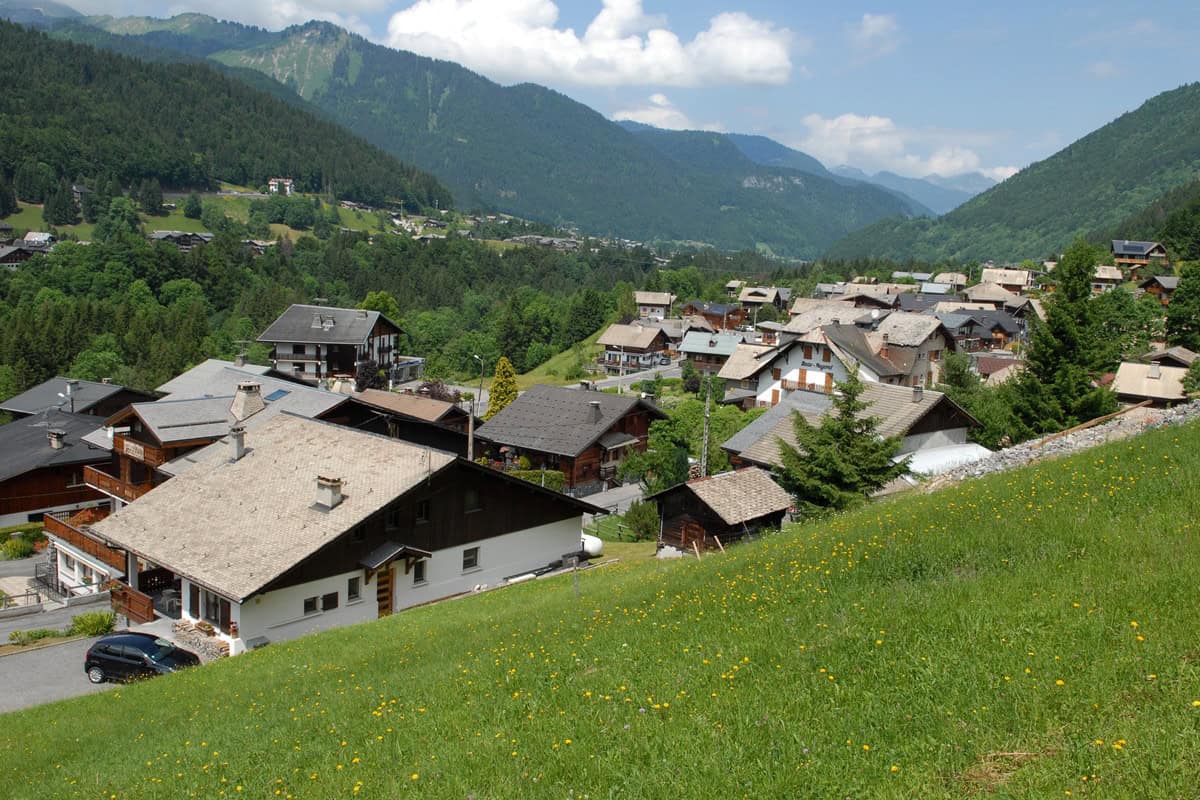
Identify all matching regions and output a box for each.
[257,304,413,385]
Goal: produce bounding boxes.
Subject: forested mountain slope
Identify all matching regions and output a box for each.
[0,22,450,208]
[827,82,1200,262]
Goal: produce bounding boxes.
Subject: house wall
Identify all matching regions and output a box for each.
[51,541,117,594]
[0,465,107,526]
[753,343,847,405]
[232,571,376,651]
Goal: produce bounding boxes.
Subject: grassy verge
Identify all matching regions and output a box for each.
[502,330,603,391]
[1,423,1199,797]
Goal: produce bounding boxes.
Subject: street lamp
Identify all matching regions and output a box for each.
[472,354,485,416]
[468,354,484,462]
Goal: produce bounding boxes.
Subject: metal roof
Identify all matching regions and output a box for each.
[476,384,665,457]
[0,410,111,484]
[0,376,127,416]
[257,304,402,346]
[1111,240,1164,257]
[155,359,270,395]
[679,331,749,358]
[352,389,466,423]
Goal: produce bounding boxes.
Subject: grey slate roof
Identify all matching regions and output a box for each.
[0,410,111,484]
[476,384,666,457]
[0,377,127,416]
[649,467,791,526]
[132,397,239,444]
[679,331,749,358]
[1141,345,1197,367]
[1139,275,1178,290]
[1112,240,1164,257]
[155,359,270,395]
[257,304,401,346]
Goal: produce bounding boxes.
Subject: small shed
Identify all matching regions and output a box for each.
[648,468,791,551]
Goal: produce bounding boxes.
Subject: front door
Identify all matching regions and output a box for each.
[376,567,394,618]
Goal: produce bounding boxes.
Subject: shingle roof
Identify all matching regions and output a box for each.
[788,297,853,316]
[257,304,401,346]
[353,389,465,423]
[722,384,975,468]
[963,282,1020,304]
[129,397,240,444]
[155,359,271,395]
[0,377,128,416]
[1112,362,1187,402]
[933,272,968,286]
[1094,265,1124,281]
[634,291,672,306]
[1139,275,1178,290]
[0,410,111,484]
[89,415,458,602]
[597,323,666,350]
[979,268,1033,288]
[738,286,778,304]
[821,324,904,378]
[872,312,944,347]
[716,343,783,381]
[476,384,665,457]
[155,365,346,422]
[784,305,860,334]
[1141,345,1197,367]
[650,468,791,527]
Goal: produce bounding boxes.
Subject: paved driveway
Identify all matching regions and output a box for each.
[0,638,110,714]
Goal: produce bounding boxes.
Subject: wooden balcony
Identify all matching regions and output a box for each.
[114,433,169,467]
[110,582,155,624]
[83,465,151,503]
[44,509,126,571]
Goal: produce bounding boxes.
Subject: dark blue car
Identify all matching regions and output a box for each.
[84,632,200,683]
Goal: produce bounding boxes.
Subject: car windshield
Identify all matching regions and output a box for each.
[143,638,179,662]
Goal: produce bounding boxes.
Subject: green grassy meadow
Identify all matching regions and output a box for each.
[2,422,1199,798]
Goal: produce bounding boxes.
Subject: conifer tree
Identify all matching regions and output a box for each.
[1166,265,1200,352]
[0,174,15,217]
[485,356,518,420]
[139,178,163,215]
[184,192,203,219]
[775,371,909,517]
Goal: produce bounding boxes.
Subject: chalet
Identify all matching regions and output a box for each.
[933,272,969,290]
[648,468,791,552]
[1141,346,1197,369]
[257,304,409,386]
[934,310,1021,351]
[148,230,214,252]
[724,279,745,298]
[1092,265,1125,294]
[718,335,847,408]
[0,411,110,528]
[267,177,295,196]
[0,377,155,421]
[962,281,1021,309]
[722,383,984,476]
[634,291,673,320]
[22,231,54,247]
[1111,240,1168,278]
[476,384,666,496]
[821,312,956,387]
[86,414,603,652]
[678,300,747,331]
[738,286,790,312]
[1138,275,1178,306]
[1111,361,1187,406]
[979,268,1034,294]
[596,323,671,374]
[0,244,43,266]
[650,316,714,353]
[326,388,474,457]
[678,331,751,376]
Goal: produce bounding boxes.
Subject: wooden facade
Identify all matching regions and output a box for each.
[656,492,786,552]
[502,406,656,492]
[0,465,106,522]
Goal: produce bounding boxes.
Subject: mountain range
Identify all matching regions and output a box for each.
[0,4,995,258]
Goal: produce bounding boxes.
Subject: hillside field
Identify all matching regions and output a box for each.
[1,421,1198,798]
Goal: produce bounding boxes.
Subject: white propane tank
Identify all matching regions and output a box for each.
[581,532,603,556]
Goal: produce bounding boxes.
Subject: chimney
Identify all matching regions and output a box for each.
[234,350,246,368]
[230,381,266,421]
[357,309,368,319]
[229,425,246,462]
[312,313,323,329]
[1148,362,1161,380]
[47,429,66,450]
[912,385,923,403]
[880,333,890,357]
[315,475,344,510]
[589,400,602,424]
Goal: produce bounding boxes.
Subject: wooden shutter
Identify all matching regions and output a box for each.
[803,344,812,360]
[219,599,232,634]
[188,584,199,618]
[771,368,781,380]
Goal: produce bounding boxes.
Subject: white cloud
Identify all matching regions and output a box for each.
[385,0,797,87]
[1087,60,1119,79]
[791,112,1018,179]
[848,13,900,58]
[611,93,724,131]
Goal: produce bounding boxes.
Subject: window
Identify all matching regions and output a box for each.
[347,577,361,601]
[464,489,481,513]
[322,592,339,611]
[771,368,781,380]
[350,525,366,543]
[386,507,402,529]
[416,499,430,524]
[803,344,813,360]
[292,344,306,355]
[264,388,290,402]
[189,583,200,618]
[303,596,318,615]
[413,560,427,584]
[462,547,479,571]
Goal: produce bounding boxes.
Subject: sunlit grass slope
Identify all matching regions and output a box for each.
[2,422,1199,798]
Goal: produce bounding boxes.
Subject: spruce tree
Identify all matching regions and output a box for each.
[42,178,78,225]
[183,192,203,219]
[485,356,518,420]
[1166,265,1200,352]
[139,178,163,215]
[775,371,909,517]
[0,174,15,217]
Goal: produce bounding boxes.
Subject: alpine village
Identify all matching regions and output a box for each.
[0,2,1199,797]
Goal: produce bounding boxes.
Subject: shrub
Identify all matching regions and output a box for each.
[67,611,115,637]
[8,628,59,646]
[506,469,566,493]
[2,538,34,560]
[517,455,533,470]
[622,500,660,541]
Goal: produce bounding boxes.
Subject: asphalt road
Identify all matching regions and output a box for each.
[0,638,111,713]
[0,555,40,579]
[589,362,682,393]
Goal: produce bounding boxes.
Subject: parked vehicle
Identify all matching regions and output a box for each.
[657,355,671,366]
[84,632,200,683]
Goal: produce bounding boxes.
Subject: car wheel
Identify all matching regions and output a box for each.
[87,666,106,684]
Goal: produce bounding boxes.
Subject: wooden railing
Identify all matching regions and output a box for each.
[44,511,126,571]
[114,433,169,467]
[110,582,155,624]
[83,465,151,503]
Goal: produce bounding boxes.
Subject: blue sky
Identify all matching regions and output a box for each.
[70,0,1200,180]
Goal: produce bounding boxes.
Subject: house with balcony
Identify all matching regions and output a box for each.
[819,312,957,388]
[267,177,295,196]
[476,384,666,496]
[596,323,670,374]
[1138,275,1178,306]
[678,331,752,375]
[718,333,848,408]
[257,304,411,386]
[678,301,747,331]
[86,414,603,652]
[738,286,791,313]
[1091,265,1125,294]
[1112,240,1169,278]
[0,411,110,528]
[633,291,673,320]
[0,376,155,421]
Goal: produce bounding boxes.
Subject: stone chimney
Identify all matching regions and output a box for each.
[315,475,344,510]
[589,400,602,424]
[47,429,66,450]
[230,381,266,421]
[912,384,923,403]
[229,425,246,462]
[1148,362,1161,380]
[880,333,890,357]
[234,350,246,368]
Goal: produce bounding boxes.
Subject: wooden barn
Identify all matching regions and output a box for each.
[648,468,792,552]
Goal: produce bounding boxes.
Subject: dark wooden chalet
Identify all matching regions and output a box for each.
[1112,240,1169,278]
[678,301,748,331]
[0,377,156,421]
[1138,275,1178,307]
[257,304,406,386]
[0,411,111,527]
[648,468,791,552]
[476,384,667,496]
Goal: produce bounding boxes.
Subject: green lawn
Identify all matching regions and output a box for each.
[2,422,1199,797]
[501,330,603,391]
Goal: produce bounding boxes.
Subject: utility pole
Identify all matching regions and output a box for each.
[699,383,711,477]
